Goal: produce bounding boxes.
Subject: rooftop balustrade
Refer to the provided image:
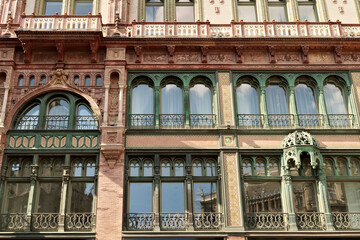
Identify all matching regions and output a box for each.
[15,15,360,38]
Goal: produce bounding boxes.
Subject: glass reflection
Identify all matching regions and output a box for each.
[132,84,154,114]
[295,84,317,114]
[75,1,92,14]
[292,182,318,212]
[161,84,182,114]
[350,159,360,176]
[38,182,61,213]
[146,6,164,21]
[70,182,94,212]
[5,183,30,213]
[161,183,184,212]
[237,83,259,114]
[337,159,348,176]
[206,161,216,176]
[176,6,194,22]
[45,1,62,15]
[17,104,39,130]
[269,6,287,22]
[193,160,202,176]
[327,182,360,212]
[324,83,347,114]
[190,84,212,114]
[269,160,279,176]
[242,160,252,176]
[129,183,153,212]
[244,182,282,212]
[299,5,316,22]
[324,159,334,176]
[256,160,266,176]
[194,182,217,212]
[266,85,288,114]
[238,5,257,22]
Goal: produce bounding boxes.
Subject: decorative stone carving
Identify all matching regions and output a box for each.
[90,40,99,63]
[134,46,142,63]
[235,46,243,63]
[56,42,65,62]
[167,45,175,63]
[49,69,70,86]
[209,53,233,63]
[301,46,309,63]
[101,148,122,169]
[175,53,199,62]
[282,130,319,148]
[276,53,300,63]
[21,41,32,63]
[143,54,167,63]
[201,46,208,63]
[334,46,343,63]
[268,46,276,63]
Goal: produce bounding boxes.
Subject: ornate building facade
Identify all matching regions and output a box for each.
[1,0,360,240]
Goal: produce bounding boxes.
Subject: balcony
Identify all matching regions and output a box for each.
[128,114,216,129]
[332,212,360,230]
[127,212,222,231]
[246,212,288,230]
[16,15,360,38]
[19,13,102,32]
[237,114,356,129]
[0,213,95,232]
[296,212,325,230]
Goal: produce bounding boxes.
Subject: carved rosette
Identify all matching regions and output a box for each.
[282,130,319,148]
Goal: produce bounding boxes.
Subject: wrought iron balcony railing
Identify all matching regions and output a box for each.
[31,213,59,231]
[328,114,354,128]
[16,115,39,130]
[190,114,216,128]
[246,212,288,230]
[298,114,324,128]
[160,114,185,128]
[238,114,264,128]
[65,213,94,231]
[129,114,155,128]
[160,213,187,230]
[332,212,360,230]
[296,212,325,230]
[193,212,222,230]
[127,213,154,230]
[0,213,94,232]
[75,115,98,129]
[268,114,293,128]
[0,214,30,231]
[45,115,69,130]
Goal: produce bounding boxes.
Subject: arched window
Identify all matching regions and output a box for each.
[74,76,79,84]
[131,80,154,127]
[16,104,40,130]
[192,159,202,176]
[96,76,102,86]
[205,159,216,176]
[350,158,360,176]
[76,104,98,129]
[295,80,319,127]
[18,75,24,86]
[337,158,348,176]
[85,76,91,86]
[29,76,35,86]
[160,79,183,127]
[41,75,46,84]
[237,79,261,127]
[255,158,266,176]
[242,159,252,176]
[143,159,153,176]
[266,77,289,127]
[324,159,335,176]
[174,159,184,176]
[269,159,279,176]
[46,99,70,130]
[161,159,171,176]
[130,159,140,177]
[190,79,213,127]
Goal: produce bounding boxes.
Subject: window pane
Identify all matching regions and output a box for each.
[41,76,46,83]
[48,99,69,115]
[174,160,184,176]
[269,160,279,176]
[146,6,164,21]
[29,76,35,86]
[337,159,348,176]
[75,1,93,14]
[327,182,360,212]
[129,183,153,212]
[206,161,216,177]
[242,160,252,176]
[269,6,287,22]
[238,5,257,22]
[17,104,39,130]
[244,182,282,212]
[37,182,61,213]
[237,83,259,114]
[18,76,24,86]
[86,161,96,177]
[76,105,97,130]
[161,84,183,114]
[266,85,288,114]
[350,159,360,176]
[161,183,184,212]
[161,160,171,176]
[299,5,316,22]
[85,76,90,86]
[130,160,140,176]
[176,6,194,22]
[292,182,318,212]
[143,160,153,176]
[96,76,102,86]
[190,84,212,114]
[132,84,154,114]
[194,182,217,212]
[324,83,347,114]
[295,84,317,114]
[45,1,62,15]
[73,161,83,176]
[193,160,202,176]
[5,183,30,213]
[324,159,334,176]
[255,160,266,176]
[70,182,94,212]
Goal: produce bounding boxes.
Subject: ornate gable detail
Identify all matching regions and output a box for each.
[282,130,319,148]
[49,69,71,87]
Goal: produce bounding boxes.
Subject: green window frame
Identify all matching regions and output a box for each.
[237,0,257,22]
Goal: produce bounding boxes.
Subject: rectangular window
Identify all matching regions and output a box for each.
[244,182,282,212]
[238,0,257,22]
[129,182,153,212]
[75,1,93,14]
[161,182,184,212]
[298,0,317,22]
[146,0,164,22]
[327,182,360,212]
[44,0,62,15]
[176,0,194,22]
[4,183,30,213]
[292,182,318,212]
[193,182,217,213]
[70,182,95,212]
[268,0,287,22]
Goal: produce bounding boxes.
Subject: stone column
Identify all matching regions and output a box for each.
[117,86,123,126]
[260,86,268,128]
[317,165,334,231]
[281,171,297,231]
[289,86,298,127]
[218,72,235,126]
[0,82,9,127]
[318,86,329,127]
[58,154,70,232]
[185,154,194,230]
[183,86,190,127]
[153,154,160,231]
[103,83,110,126]
[26,155,39,231]
[154,86,160,128]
